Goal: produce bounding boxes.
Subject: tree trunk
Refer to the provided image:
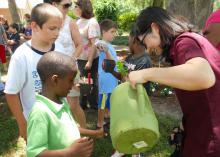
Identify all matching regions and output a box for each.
[8,0,21,23]
[152,0,164,8]
[166,0,214,30]
[195,0,214,29]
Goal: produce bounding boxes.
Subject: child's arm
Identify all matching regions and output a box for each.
[5,94,27,141]
[7,39,17,45]
[110,70,122,80]
[78,127,104,138]
[37,137,93,157]
[8,33,20,45]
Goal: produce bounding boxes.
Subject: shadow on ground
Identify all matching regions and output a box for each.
[0,94,181,157]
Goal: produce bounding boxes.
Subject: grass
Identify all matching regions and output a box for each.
[0,95,179,157]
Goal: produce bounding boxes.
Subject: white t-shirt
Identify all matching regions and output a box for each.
[76,17,100,60]
[56,16,76,57]
[4,40,64,119]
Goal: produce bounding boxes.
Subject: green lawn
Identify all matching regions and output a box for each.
[0,95,179,157]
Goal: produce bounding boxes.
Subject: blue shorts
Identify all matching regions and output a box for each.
[98,93,111,110]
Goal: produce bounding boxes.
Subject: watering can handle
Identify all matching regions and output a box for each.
[136,83,154,117]
[136,84,146,116]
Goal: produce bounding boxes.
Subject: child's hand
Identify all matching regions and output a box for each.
[95,40,108,53]
[67,137,94,157]
[95,127,105,138]
[96,44,108,53]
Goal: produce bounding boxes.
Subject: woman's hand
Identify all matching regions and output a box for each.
[129,70,147,88]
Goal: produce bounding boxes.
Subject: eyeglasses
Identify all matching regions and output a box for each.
[138,32,148,48]
[60,2,72,9]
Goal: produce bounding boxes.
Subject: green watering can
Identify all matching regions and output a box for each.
[110,82,160,154]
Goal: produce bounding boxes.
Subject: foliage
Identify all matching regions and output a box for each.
[93,0,119,23]
[214,0,220,10]
[118,12,138,32]
[150,82,174,97]
[0,97,19,154]
[67,10,77,19]
[112,36,129,45]
[116,61,129,76]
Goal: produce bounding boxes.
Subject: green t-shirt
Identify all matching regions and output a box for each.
[27,94,80,157]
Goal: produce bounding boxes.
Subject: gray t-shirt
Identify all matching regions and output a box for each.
[0,24,6,45]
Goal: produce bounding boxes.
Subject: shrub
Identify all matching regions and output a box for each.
[67,10,77,19]
[93,0,119,23]
[118,11,138,32]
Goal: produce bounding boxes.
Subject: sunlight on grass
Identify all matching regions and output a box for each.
[0,97,179,157]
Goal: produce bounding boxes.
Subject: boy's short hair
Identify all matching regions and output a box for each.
[100,19,117,33]
[37,51,77,83]
[9,23,19,31]
[31,3,62,28]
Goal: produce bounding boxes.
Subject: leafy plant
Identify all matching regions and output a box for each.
[93,0,119,22]
[112,36,129,45]
[150,82,174,97]
[67,10,77,19]
[118,11,138,32]
[116,61,129,76]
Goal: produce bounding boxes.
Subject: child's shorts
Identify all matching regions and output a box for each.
[98,93,111,110]
[0,44,6,64]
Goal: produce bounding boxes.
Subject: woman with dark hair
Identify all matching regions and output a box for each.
[74,0,100,109]
[129,7,220,157]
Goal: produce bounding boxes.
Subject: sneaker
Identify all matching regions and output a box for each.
[132,154,141,157]
[111,150,125,157]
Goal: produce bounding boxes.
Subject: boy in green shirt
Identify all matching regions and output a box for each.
[27,52,103,157]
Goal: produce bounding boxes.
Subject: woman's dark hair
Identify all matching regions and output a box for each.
[75,0,94,19]
[43,0,62,4]
[135,7,196,62]
[129,25,141,43]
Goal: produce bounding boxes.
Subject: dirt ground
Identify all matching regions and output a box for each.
[150,95,182,120]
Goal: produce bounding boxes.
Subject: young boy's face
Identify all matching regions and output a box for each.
[55,71,75,97]
[102,28,117,42]
[8,26,16,33]
[33,16,63,45]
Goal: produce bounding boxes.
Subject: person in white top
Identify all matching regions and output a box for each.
[48,0,87,128]
[4,3,64,141]
[74,0,101,109]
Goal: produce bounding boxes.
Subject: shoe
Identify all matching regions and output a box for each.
[132,154,141,157]
[111,150,124,157]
